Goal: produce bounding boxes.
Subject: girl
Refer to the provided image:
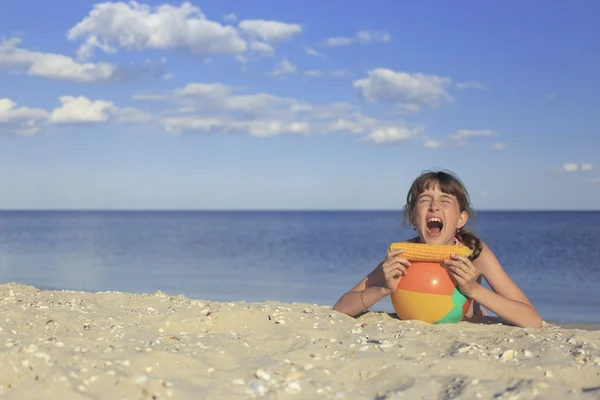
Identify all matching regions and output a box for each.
[332,170,543,329]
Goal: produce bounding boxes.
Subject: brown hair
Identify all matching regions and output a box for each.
[402,169,482,260]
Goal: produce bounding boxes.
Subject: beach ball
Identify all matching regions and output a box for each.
[388,243,473,324]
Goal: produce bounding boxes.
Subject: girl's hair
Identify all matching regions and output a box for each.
[402,169,483,260]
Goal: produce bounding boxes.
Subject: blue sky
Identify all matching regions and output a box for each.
[0,0,599,210]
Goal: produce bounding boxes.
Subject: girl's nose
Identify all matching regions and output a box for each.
[428,200,440,211]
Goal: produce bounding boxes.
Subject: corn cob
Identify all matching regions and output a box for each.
[387,242,473,262]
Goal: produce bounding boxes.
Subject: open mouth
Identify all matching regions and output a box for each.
[426,217,444,236]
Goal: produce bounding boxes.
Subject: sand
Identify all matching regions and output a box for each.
[0,283,599,399]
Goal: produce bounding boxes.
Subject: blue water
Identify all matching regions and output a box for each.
[0,211,598,324]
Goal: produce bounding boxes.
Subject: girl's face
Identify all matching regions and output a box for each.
[411,184,468,245]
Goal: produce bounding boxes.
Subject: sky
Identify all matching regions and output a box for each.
[0,0,599,210]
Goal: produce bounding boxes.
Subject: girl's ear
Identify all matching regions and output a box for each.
[457,210,468,229]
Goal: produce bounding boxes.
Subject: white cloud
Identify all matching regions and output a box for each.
[451,129,495,140]
[68,1,247,59]
[49,96,113,124]
[301,68,351,78]
[326,112,386,135]
[268,58,297,78]
[249,40,274,55]
[222,13,237,22]
[0,98,48,135]
[424,139,443,148]
[459,129,495,138]
[161,117,310,137]
[563,163,594,173]
[0,37,168,83]
[130,93,171,101]
[174,82,231,98]
[74,35,117,62]
[238,20,302,43]
[48,96,153,124]
[330,69,349,78]
[110,106,154,123]
[0,37,115,82]
[414,131,500,149]
[67,2,301,61]
[446,129,498,146]
[322,37,353,47]
[167,82,309,117]
[563,163,579,172]
[132,81,420,142]
[355,30,391,44]
[1,95,152,134]
[456,81,488,90]
[588,178,600,184]
[305,48,324,57]
[353,69,452,111]
[363,125,423,144]
[546,93,556,101]
[322,30,391,47]
[304,69,324,78]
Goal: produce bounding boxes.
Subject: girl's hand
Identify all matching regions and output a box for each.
[443,254,480,297]
[381,249,411,294]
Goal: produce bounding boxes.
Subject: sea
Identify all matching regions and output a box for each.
[0,210,598,324]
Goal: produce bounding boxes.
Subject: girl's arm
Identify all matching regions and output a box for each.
[471,242,543,328]
[332,264,391,317]
[333,248,410,317]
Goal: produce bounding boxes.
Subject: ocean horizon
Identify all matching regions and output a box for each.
[1,210,598,324]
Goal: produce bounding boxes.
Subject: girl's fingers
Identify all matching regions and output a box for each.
[387,249,404,257]
[383,262,408,275]
[384,258,409,269]
[385,267,406,277]
[450,254,476,269]
[383,259,411,271]
[446,271,458,286]
[385,266,407,279]
[447,268,470,286]
[450,254,470,263]
[394,258,411,267]
[453,275,466,287]
[448,266,469,280]
[382,250,403,263]
[444,259,474,274]
[446,264,475,282]
[384,249,409,260]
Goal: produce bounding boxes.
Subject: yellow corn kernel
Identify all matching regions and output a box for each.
[387,242,473,262]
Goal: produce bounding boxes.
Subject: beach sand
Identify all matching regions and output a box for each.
[0,283,598,399]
